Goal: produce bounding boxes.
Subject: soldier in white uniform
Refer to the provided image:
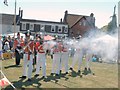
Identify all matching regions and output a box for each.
[35,38,46,78]
[84,48,92,74]
[19,30,34,81]
[60,43,69,74]
[70,46,83,73]
[51,40,62,76]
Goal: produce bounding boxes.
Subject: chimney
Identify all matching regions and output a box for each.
[90,13,94,17]
[60,18,62,23]
[63,10,68,23]
[65,10,68,15]
[19,7,21,16]
[20,10,23,19]
[90,13,95,28]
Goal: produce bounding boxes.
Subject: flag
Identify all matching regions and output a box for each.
[0,77,9,87]
[0,70,16,89]
[3,0,8,6]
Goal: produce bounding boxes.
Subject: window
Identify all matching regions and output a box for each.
[64,27,68,33]
[40,25,45,31]
[22,23,26,30]
[29,24,34,30]
[51,26,55,32]
[79,22,82,26]
[58,26,62,33]
[79,20,86,26]
[83,20,86,26]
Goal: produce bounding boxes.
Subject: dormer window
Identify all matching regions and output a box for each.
[79,22,82,26]
[58,26,62,33]
[64,27,68,33]
[51,26,55,32]
[83,21,86,26]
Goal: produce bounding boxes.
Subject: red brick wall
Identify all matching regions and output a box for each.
[69,19,92,38]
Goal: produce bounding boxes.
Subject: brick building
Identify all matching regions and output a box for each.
[63,10,96,38]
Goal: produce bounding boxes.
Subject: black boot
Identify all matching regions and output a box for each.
[78,70,81,73]
[88,68,91,73]
[69,67,73,70]
[27,78,32,82]
[19,76,26,79]
[60,70,62,73]
[51,73,54,76]
[65,72,68,74]
[83,68,88,75]
[34,74,39,77]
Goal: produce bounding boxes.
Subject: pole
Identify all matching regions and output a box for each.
[0,70,16,89]
[14,0,17,38]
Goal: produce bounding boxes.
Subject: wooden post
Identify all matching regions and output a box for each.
[14,0,17,38]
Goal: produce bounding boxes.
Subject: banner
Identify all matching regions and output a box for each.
[0,77,9,87]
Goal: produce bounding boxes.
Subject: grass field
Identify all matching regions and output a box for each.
[1,56,118,89]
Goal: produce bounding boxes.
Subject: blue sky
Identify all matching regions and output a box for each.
[1,0,119,28]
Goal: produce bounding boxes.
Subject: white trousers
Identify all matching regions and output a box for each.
[71,52,83,70]
[36,53,46,77]
[85,53,92,69]
[23,54,33,79]
[60,52,69,72]
[51,53,61,74]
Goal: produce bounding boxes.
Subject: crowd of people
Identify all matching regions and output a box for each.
[0,30,94,82]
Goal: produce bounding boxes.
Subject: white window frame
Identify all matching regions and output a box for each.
[64,27,68,33]
[83,20,86,26]
[22,23,26,30]
[29,23,34,31]
[51,26,55,32]
[58,26,62,33]
[40,25,45,32]
[79,22,82,26]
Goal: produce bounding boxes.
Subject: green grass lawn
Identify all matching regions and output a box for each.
[1,56,118,89]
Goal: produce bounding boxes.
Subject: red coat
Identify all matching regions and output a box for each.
[35,41,40,51]
[13,39,20,49]
[23,40,34,60]
[23,41,34,53]
[62,47,68,52]
[20,38,24,47]
[38,44,45,53]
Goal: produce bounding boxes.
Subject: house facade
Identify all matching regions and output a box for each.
[20,19,68,37]
[0,8,22,35]
[63,10,96,38]
[0,13,20,35]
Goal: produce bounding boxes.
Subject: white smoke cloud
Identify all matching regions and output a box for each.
[64,28,118,63]
[43,29,118,63]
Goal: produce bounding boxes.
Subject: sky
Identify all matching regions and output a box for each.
[0,0,119,28]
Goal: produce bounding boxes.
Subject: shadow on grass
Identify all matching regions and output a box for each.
[59,73,69,81]
[43,72,69,83]
[4,65,22,69]
[4,77,44,89]
[82,69,95,76]
[44,74,59,83]
[68,69,80,77]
